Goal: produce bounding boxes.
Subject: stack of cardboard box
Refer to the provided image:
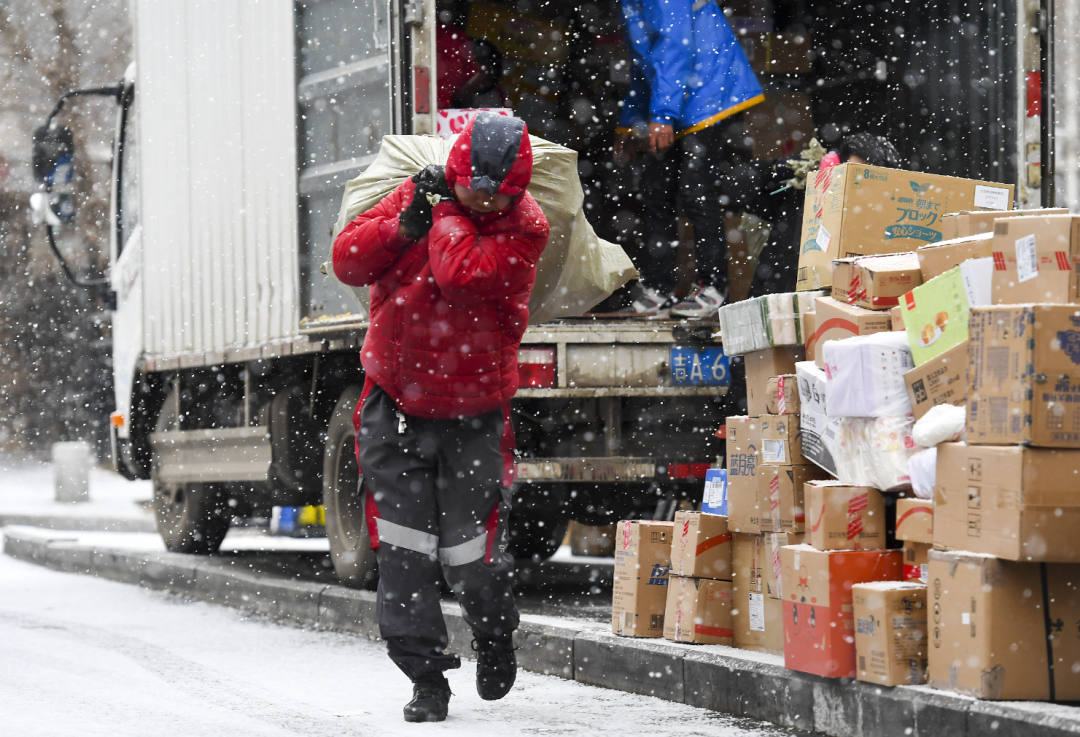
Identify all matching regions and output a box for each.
[663,511,734,644]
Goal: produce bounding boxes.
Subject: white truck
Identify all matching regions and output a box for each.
[30,0,732,585]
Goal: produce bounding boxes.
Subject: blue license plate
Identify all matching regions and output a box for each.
[670,345,730,386]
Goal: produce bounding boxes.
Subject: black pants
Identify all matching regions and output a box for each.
[638,116,751,296]
[355,384,518,681]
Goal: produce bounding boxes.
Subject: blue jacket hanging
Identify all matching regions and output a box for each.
[617,0,764,137]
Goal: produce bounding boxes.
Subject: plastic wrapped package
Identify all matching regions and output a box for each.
[907,448,937,500]
[825,415,922,491]
[823,332,914,417]
[718,290,826,356]
[911,404,965,447]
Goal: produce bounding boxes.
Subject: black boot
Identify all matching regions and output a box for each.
[472,633,517,701]
[403,672,451,723]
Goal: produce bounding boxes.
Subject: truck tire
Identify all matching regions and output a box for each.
[150,390,230,554]
[509,514,567,561]
[323,386,378,589]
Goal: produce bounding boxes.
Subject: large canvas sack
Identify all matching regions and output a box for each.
[329,134,637,324]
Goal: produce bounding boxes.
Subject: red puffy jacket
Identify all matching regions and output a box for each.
[332,116,549,422]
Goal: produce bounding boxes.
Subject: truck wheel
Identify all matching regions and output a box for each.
[150,390,230,554]
[509,514,568,562]
[323,386,378,589]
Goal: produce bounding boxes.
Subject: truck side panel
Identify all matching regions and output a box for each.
[135,0,300,362]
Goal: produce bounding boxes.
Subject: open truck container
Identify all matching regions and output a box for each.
[30,0,1053,586]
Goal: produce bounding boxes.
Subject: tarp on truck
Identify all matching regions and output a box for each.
[329,134,637,324]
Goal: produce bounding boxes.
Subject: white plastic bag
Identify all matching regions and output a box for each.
[908,447,937,500]
[827,415,922,491]
[823,332,914,417]
[911,404,965,447]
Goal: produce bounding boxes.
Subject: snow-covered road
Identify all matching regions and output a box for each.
[0,554,792,737]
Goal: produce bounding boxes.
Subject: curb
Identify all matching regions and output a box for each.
[6,528,1080,736]
[0,513,156,533]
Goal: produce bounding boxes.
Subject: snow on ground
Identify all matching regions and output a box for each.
[0,555,792,737]
[0,454,152,521]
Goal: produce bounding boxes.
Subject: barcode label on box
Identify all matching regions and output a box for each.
[1016,234,1038,282]
[974,184,1010,211]
[749,593,766,632]
[816,224,832,251]
[761,439,786,464]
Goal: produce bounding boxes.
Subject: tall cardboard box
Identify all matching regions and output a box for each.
[780,545,903,678]
[928,550,1080,700]
[612,520,674,637]
[731,532,784,654]
[663,576,734,645]
[809,296,892,368]
[726,416,762,533]
[671,511,732,580]
[990,214,1080,305]
[903,340,968,420]
[758,464,831,534]
[805,481,886,551]
[759,414,805,466]
[764,531,804,599]
[894,497,933,543]
[967,305,1080,448]
[796,163,1013,291]
[933,442,1080,562]
[745,347,805,416]
[853,581,928,686]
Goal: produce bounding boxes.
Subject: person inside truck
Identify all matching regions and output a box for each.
[332,112,548,723]
[733,131,903,297]
[613,0,764,318]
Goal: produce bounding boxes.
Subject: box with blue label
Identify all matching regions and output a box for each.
[612,520,674,637]
[796,163,1014,292]
[701,468,727,516]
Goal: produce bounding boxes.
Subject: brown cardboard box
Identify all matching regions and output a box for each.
[890,306,906,331]
[831,257,859,303]
[796,163,1014,291]
[990,215,1080,305]
[927,550,1080,700]
[967,305,1080,448]
[853,581,928,686]
[663,576,734,645]
[903,340,968,420]
[895,498,933,544]
[805,481,886,551]
[764,531,804,599]
[671,511,732,580]
[933,442,1080,562]
[745,347,805,416]
[759,465,832,534]
[803,311,818,362]
[939,207,1067,240]
[612,520,674,637]
[902,541,931,583]
[726,416,762,533]
[759,414,805,466]
[809,296,892,368]
[853,253,923,310]
[731,532,785,654]
[915,232,993,281]
[569,522,615,557]
[766,374,800,415]
[781,545,903,677]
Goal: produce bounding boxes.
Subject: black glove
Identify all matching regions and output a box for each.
[399,165,454,239]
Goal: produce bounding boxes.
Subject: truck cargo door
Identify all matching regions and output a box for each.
[296,0,407,319]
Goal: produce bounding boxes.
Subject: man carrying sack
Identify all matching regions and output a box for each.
[332,112,549,722]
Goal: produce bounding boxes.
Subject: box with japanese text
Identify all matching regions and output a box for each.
[612,520,673,637]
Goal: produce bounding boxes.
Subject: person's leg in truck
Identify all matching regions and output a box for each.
[356,385,518,722]
[628,142,682,313]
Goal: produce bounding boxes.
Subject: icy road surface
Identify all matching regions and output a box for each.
[0,554,794,737]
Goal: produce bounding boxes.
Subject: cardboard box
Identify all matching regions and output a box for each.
[802,311,818,362]
[890,306,906,331]
[903,340,967,420]
[780,545,903,678]
[967,305,1080,448]
[809,296,892,369]
[939,207,1067,240]
[726,416,762,533]
[731,532,784,654]
[990,214,1080,304]
[916,232,994,280]
[663,576,734,645]
[671,511,732,580]
[795,361,840,475]
[764,531,804,599]
[901,260,991,366]
[569,522,615,557]
[766,374,800,415]
[759,414,805,466]
[831,257,859,303]
[796,163,1013,291]
[805,481,886,551]
[902,541,931,583]
[745,346,805,416]
[853,581,928,686]
[853,252,923,310]
[759,465,832,534]
[894,497,933,543]
[933,442,1080,561]
[612,520,673,637]
[927,550,1080,700]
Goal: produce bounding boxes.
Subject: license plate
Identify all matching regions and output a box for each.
[670,345,730,386]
